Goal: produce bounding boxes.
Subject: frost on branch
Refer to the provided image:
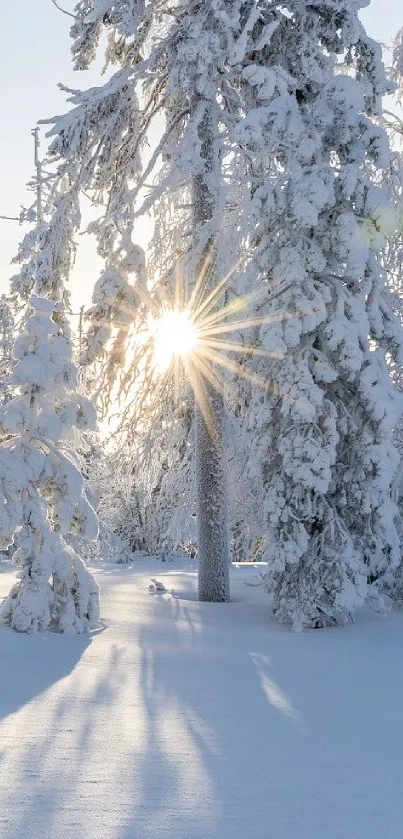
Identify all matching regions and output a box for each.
[0,297,99,633]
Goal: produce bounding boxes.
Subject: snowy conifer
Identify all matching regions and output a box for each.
[0,297,99,633]
[46,1,241,593]
[0,295,15,404]
[230,1,403,627]
[380,26,403,603]
[0,131,99,633]
[41,2,403,621]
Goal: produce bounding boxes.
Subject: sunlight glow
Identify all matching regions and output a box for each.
[116,248,300,439]
[140,251,297,437]
[151,309,198,372]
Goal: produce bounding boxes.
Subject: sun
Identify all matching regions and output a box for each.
[150,308,198,371]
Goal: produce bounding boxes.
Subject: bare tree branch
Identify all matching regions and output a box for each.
[51,0,76,19]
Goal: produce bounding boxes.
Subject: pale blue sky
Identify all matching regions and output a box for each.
[0,0,402,308]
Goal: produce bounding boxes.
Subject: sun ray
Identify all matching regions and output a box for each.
[193,289,261,331]
[197,337,274,357]
[191,273,228,323]
[188,240,218,314]
[191,350,223,394]
[195,343,273,391]
[198,307,307,338]
[136,251,311,433]
[191,256,246,324]
[183,356,220,440]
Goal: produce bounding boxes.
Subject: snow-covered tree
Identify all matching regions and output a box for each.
[0,295,15,404]
[45,1,242,596]
[40,2,403,623]
[43,36,146,377]
[9,132,80,345]
[0,128,100,632]
[0,297,99,632]
[379,24,403,602]
[64,426,133,563]
[380,27,403,378]
[228,1,403,627]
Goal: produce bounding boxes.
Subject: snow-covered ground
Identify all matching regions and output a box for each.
[0,558,402,839]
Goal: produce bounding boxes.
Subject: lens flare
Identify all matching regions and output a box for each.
[110,245,301,437]
[150,309,198,371]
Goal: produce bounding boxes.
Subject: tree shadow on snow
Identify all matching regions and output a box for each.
[0,640,129,839]
[116,589,304,839]
[1,575,403,839]
[117,585,403,839]
[0,625,91,722]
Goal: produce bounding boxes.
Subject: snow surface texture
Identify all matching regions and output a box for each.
[0,558,402,839]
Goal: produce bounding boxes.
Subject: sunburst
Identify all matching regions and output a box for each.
[145,250,295,434]
[148,308,199,373]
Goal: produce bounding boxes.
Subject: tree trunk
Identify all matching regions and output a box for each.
[192,99,230,603]
[195,389,230,601]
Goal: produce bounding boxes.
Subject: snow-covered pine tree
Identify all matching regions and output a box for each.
[376,123,403,469]
[392,25,403,88]
[43,2,403,621]
[43,25,146,393]
[0,295,15,405]
[228,1,403,627]
[380,24,403,603]
[102,394,196,559]
[65,420,133,563]
[0,296,99,632]
[10,134,80,342]
[0,128,100,632]
[45,1,248,595]
[380,26,403,390]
